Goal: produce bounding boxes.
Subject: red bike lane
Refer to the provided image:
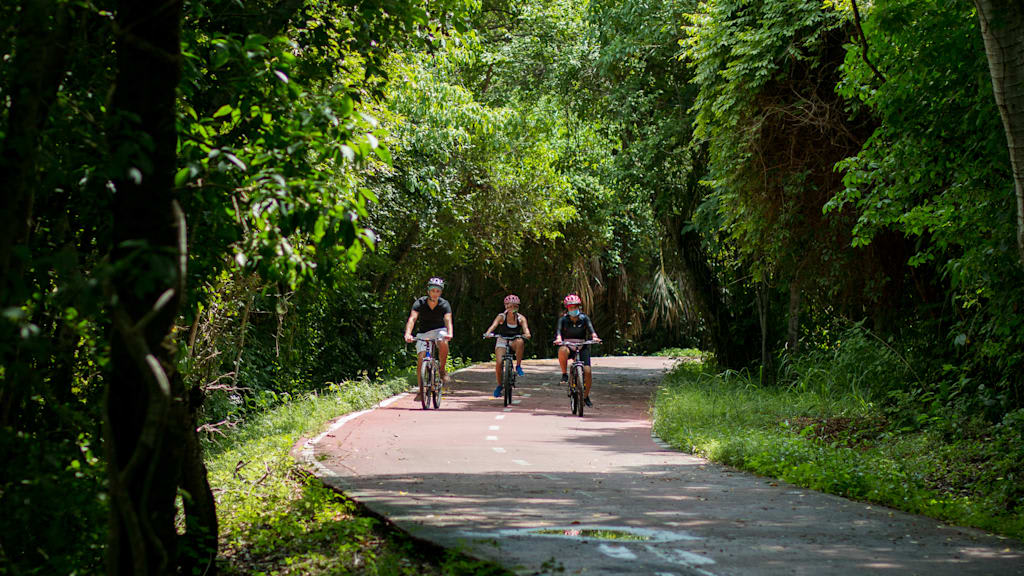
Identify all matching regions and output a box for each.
[304,357,1023,575]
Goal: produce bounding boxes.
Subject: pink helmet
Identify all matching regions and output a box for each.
[563,294,582,306]
[504,294,520,306]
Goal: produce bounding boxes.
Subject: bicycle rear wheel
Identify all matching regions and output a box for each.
[569,370,578,415]
[573,365,585,417]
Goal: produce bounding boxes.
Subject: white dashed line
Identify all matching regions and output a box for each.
[512,400,522,405]
[493,447,506,453]
[486,436,498,441]
[495,415,505,420]
[503,408,513,412]
[512,459,530,466]
[489,425,500,431]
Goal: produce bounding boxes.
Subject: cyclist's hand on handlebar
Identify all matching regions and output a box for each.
[482,332,492,339]
[553,337,562,345]
[404,334,415,343]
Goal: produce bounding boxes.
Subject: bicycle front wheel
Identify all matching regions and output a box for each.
[432,360,442,409]
[421,362,432,410]
[503,360,514,407]
[573,365,585,417]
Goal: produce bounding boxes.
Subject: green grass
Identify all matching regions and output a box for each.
[653,361,1024,541]
[205,373,511,575]
[652,347,706,359]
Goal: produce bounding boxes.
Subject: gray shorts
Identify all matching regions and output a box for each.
[416,328,448,354]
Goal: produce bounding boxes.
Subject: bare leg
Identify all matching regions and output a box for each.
[584,366,592,398]
[512,339,525,366]
[438,340,450,381]
[494,347,505,386]
[558,346,569,374]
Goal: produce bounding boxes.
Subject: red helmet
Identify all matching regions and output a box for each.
[504,294,520,306]
[563,294,582,306]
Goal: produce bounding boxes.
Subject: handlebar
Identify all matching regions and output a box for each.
[554,339,601,348]
[483,333,528,340]
[414,334,448,342]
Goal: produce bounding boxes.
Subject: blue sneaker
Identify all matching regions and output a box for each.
[493,384,503,397]
[516,365,525,377]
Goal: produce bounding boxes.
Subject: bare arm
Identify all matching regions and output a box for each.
[444,312,454,340]
[404,310,418,342]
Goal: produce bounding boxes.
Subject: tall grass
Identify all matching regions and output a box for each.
[653,342,1024,540]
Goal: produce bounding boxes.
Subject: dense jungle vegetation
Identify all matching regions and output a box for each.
[2,0,1023,573]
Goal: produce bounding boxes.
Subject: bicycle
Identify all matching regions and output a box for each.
[555,339,599,417]
[415,334,447,410]
[484,334,526,407]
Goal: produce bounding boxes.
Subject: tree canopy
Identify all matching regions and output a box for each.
[2,0,1022,573]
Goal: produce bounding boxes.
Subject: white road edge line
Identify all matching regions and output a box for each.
[301,392,409,478]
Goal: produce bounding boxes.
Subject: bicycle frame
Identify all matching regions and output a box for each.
[556,339,598,417]
[415,334,446,410]
[485,333,525,407]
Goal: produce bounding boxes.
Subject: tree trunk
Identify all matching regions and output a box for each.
[105,1,192,574]
[974,0,1024,265]
[177,379,219,576]
[755,279,774,386]
[674,220,742,368]
[787,281,801,353]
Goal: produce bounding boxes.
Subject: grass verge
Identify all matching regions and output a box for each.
[652,361,1024,541]
[204,374,510,575]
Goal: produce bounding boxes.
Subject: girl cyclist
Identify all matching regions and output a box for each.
[553,294,601,407]
[483,295,532,397]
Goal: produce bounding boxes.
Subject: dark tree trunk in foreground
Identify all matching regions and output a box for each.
[974,0,1024,265]
[105,0,215,574]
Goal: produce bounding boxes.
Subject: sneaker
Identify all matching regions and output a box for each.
[516,365,525,377]
[493,384,503,398]
[584,396,593,408]
[560,373,569,383]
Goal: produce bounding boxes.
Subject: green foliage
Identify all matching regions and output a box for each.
[654,360,1024,540]
[827,0,1024,411]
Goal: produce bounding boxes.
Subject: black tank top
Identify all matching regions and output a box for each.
[494,312,523,337]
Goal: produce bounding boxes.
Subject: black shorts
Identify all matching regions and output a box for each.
[566,345,591,366]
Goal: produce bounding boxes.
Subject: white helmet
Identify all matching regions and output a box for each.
[427,277,445,289]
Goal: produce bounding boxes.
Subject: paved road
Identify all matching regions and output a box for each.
[304,357,1023,575]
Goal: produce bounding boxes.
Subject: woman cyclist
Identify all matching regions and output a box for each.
[553,294,601,407]
[483,295,532,397]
